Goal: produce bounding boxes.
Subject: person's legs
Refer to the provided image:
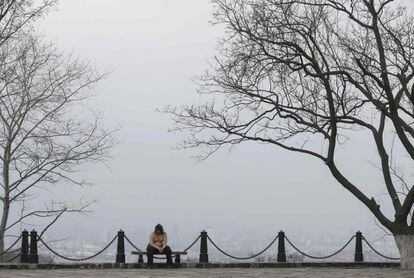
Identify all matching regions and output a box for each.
[146,244,158,266]
[163,246,173,265]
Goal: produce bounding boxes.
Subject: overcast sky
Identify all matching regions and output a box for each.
[28,0,414,244]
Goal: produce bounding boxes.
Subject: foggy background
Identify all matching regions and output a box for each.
[20,0,413,251]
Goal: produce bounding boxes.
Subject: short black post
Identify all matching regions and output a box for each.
[174,254,181,264]
[28,230,38,264]
[199,230,208,263]
[20,230,29,263]
[116,230,125,263]
[277,230,286,262]
[354,231,363,262]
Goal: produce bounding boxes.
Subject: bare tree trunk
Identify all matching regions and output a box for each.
[0,181,10,262]
[0,145,10,262]
[395,234,414,270]
[0,197,9,261]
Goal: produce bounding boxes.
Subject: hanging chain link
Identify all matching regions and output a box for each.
[38,235,117,262]
[362,237,400,260]
[284,235,355,260]
[207,234,279,260]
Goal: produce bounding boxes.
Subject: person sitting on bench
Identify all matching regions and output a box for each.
[146,224,173,267]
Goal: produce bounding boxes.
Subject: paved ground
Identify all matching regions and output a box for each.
[1,268,414,277]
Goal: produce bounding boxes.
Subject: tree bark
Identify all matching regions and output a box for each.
[0,144,10,261]
[0,198,8,261]
[395,234,414,270]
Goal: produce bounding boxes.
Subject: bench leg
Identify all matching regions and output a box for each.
[174,255,181,264]
[138,254,144,264]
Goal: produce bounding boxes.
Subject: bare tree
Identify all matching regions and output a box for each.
[0,32,116,259]
[166,0,414,269]
[0,0,59,261]
[0,0,56,47]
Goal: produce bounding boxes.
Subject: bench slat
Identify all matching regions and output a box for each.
[132,251,187,255]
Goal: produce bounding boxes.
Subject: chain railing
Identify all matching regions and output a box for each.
[1,228,403,264]
[207,234,279,260]
[38,235,117,262]
[124,234,142,252]
[6,251,21,263]
[285,235,355,260]
[199,230,401,263]
[362,237,400,260]
[0,235,22,257]
[183,234,201,252]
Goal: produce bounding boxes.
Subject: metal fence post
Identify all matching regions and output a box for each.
[199,230,208,263]
[277,230,286,262]
[116,230,125,263]
[20,230,29,263]
[28,230,38,264]
[354,231,363,262]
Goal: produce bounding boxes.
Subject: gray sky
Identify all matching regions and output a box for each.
[30,0,414,243]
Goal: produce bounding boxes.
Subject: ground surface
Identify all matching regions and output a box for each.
[1,268,414,277]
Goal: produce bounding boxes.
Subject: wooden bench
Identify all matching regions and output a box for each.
[131,251,187,264]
